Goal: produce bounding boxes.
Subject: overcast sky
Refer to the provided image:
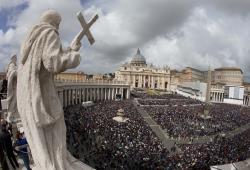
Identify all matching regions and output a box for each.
[0,0,250,81]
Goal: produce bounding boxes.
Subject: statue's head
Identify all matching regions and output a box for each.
[40,10,61,29]
[11,55,17,63]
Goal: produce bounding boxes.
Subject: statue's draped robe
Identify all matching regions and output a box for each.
[6,62,18,122]
[17,23,93,170]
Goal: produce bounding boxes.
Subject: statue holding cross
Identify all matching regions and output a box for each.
[17,10,98,170]
[70,11,98,51]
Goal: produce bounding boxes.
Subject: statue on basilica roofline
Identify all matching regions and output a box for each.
[163,65,170,70]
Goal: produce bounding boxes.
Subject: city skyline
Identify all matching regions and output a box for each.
[0,0,250,81]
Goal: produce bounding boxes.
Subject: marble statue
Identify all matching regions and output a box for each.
[6,55,19,122]
[16,10,97,170]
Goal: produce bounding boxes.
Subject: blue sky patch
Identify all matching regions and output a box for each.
[0,2,28,32]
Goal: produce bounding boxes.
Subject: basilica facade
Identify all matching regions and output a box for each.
[115,49,170,90]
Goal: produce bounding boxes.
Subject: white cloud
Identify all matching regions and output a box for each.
[141,6,250,79]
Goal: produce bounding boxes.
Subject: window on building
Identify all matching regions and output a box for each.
[165,82,168,89]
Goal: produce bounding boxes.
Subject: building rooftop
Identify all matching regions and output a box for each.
[57,71,85,75]
[215,67,243,73]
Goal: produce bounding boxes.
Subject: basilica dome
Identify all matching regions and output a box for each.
[130,48,147,66]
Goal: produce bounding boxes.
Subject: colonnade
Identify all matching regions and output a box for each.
[211,92,224,102]
[57,84,130,108]
[243,95,250,106]
[211,92,250,106]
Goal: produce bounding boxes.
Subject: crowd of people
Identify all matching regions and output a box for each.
[131,91,186,100]
[64,100,171,169]
[144,103,250,138]
[137,98,202,106]
[178,128,250,168]
[64,95,250,169]
[135,93,250,138]
[133,91,202,106]
[0,87,248,170]
[0,119,31,170]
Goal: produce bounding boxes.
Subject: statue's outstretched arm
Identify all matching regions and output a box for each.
[42,30,81,73]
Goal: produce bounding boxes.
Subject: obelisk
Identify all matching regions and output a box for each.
[204,66,211,116]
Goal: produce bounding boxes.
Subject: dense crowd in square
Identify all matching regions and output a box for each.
[133,91,250,138]
[64,100,169,169]
[64,94,250,170]
[143,101,250,138]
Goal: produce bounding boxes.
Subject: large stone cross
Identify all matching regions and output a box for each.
[76,11,98,45]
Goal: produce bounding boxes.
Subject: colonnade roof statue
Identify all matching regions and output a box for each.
[6,54,19,123]
[16,9,98,170]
